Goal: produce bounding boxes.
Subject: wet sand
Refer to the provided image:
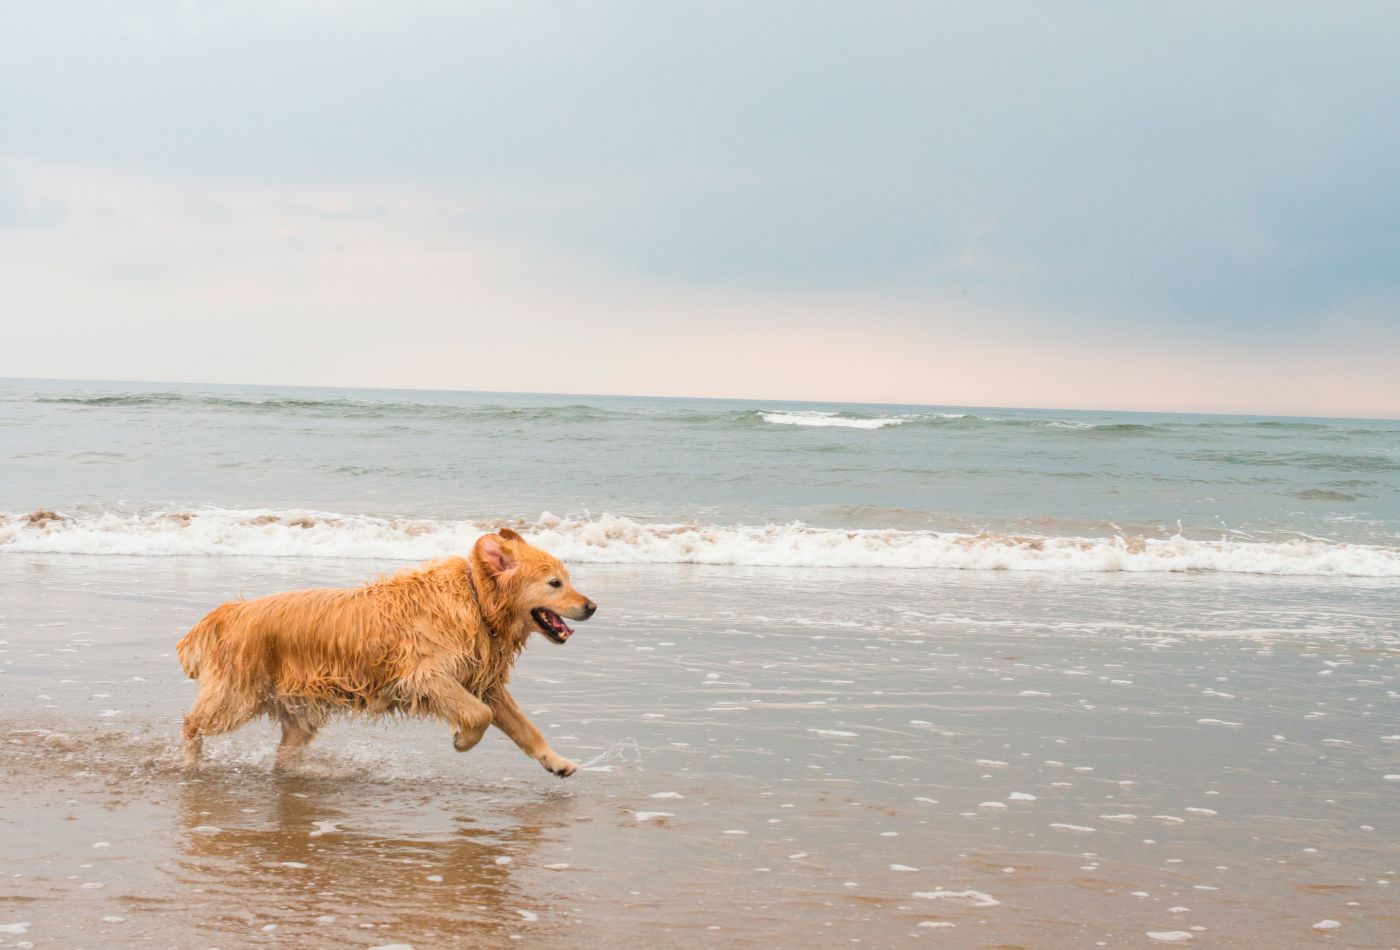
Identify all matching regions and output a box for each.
[2,555,1398,947]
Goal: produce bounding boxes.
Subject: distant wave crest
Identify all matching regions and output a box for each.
[757,410,910,429]
[21,391,1400,439]
[3,508,1397,576]
[31,393,632,423]
[748,410,1393,437]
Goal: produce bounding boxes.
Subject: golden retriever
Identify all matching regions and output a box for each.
[176,528,595,777]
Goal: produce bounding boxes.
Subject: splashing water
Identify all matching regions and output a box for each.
[575,738,642,773]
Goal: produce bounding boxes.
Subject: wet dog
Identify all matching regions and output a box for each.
[176,528,595,776]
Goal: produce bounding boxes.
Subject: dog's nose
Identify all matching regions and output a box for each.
[581,599,597,619]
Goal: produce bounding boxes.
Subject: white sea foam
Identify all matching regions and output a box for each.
[913,889,1000,908]
[3,508,1398,576]
[758,410,907,429]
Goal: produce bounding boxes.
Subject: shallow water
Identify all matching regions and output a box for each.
[3,556,1397,947]
[4,378,1399,549]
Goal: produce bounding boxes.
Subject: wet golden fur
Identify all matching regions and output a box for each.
[176,529,595,776]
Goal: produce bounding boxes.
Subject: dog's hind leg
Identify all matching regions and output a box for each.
[182,724,203,768]
[181,680,258,767]
[274,700,322,770]
[417,678,493,753]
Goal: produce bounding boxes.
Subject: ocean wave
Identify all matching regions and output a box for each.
[1182,449,1400,473]
[3,508,1397,576]
[24,391,1399,439]
[757,410,910,429]
[754,412,1189,434]
[37,393,187,407]
[31,392,629,423]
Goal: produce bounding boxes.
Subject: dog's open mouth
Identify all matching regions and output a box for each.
[531,607,575,644]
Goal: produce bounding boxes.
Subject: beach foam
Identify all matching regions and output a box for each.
[3,508,1398,576]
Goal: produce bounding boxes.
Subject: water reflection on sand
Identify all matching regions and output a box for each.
[172,770,569,942]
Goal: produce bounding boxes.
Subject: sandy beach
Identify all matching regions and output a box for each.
[3,554,1397,947]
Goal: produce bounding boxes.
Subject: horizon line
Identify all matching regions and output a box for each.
[4,374,1397,423]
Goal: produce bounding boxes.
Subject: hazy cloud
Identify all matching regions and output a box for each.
[1,2,1397,413]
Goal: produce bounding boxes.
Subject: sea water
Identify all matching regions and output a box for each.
[2,378,1398,947]
[2,377,1398,571]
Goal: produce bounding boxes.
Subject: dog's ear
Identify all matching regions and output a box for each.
[497,527,523,543]
[476,533,517,575]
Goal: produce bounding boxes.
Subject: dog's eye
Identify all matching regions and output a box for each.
[548,578,562,588]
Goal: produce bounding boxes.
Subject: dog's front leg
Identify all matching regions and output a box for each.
[488,688,577,777]
[421,677,494,752]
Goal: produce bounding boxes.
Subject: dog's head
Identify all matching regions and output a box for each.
[473,528,596,644]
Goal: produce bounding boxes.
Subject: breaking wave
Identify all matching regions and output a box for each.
[757,410,912,429]
[3,508,1398,576]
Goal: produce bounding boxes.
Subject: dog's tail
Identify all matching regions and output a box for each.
[176,602,240,679]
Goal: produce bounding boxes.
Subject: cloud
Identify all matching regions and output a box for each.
[0,169,66,229]
[0,3,1397,414]
[1,162,1396,417]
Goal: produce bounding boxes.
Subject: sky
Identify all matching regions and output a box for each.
[2,1,1398,417]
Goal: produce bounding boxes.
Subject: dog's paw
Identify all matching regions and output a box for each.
[541,754,577,778]
[453,730,481,752]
